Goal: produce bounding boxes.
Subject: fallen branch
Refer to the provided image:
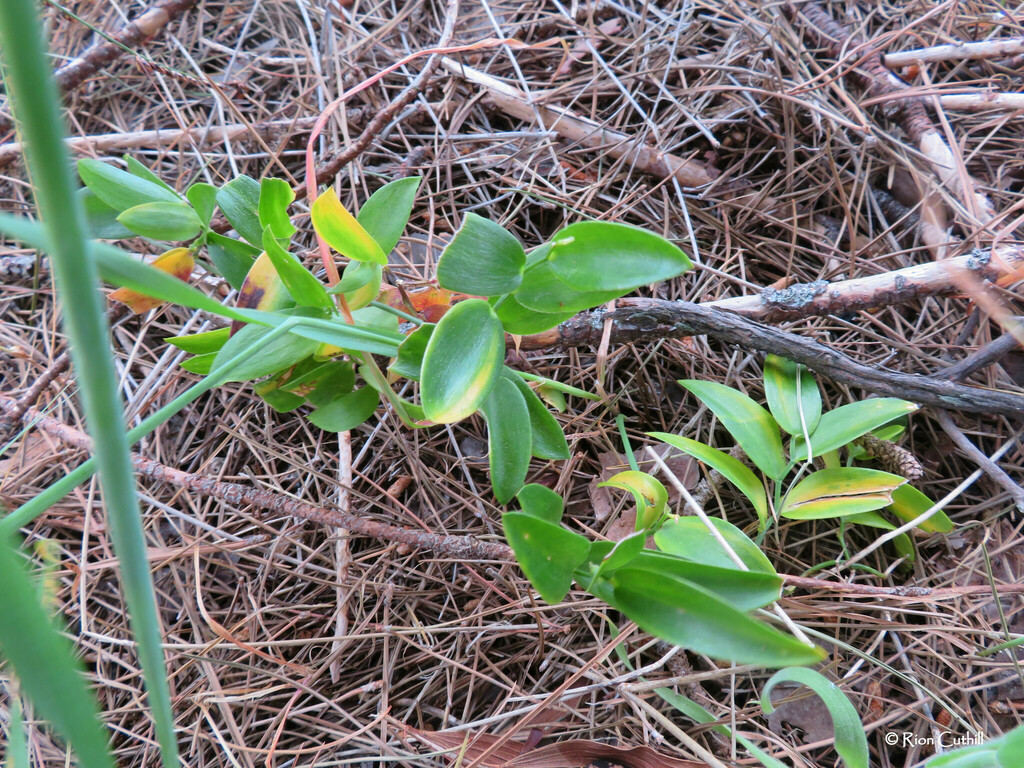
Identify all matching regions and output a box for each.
[0,396,510,563]
[0,0,199,135]
[884,37,1024,68]
[524,298,1024,419]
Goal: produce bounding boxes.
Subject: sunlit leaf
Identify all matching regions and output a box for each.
[679,379,786,480]
[479,376,532,504]
[598,470,668,531]
[216,175,263,246]
[760,668,868,768]
[781,468,905,519]
[546,221,692,291]
[420,299,504,423]
[655,516,777,575]
[887,484,955,533]
[791,398,919,462]
[78,157,180,211]
[513,258,622,314]
[235,251,293,314]
[308,386,380,432]
[437,213,526,295]
[502,512,590,603]
[505,370,570,460]
[178,352,217,375]
[609,568,823,666]
[650,432,768,528]
[117,201,202,241]
[258,177,296,241]
[262,228,332,310]
[764,354,821,436]
[356,176,420,254]
[311,187,386,264]
[516,483,564,524]
[108,247,194,314]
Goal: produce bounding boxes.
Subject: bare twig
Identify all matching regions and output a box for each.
[933,410,1024,512]
[0,352,69,439]
[884,37,1024,68]
[525,298,1024,419]
[0,0,199,135]
[933,330,1022,382]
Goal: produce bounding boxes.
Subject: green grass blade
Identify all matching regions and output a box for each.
[0,536,114,768]
[0,3,179,766]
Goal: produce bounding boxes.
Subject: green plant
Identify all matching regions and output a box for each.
[649,354,953,564]
[925,722,1024,767]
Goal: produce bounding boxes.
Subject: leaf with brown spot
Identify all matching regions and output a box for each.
[108,247,193,314]
[230,252,293,334]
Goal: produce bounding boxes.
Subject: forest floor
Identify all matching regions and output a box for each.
[1,0,1023,766]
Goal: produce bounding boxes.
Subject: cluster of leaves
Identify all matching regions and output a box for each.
[76,158,692,505]
[651,355,953,560]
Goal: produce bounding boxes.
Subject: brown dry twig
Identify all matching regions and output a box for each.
[0,0,200,137]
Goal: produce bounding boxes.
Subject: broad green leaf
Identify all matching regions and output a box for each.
[791,398,919,462]
[390,323,434,381]
[308,387,380,432]
[514,258,622,314]
[760,668,868,768]
[262,228,332,310]
[887,483,955,533]
[420,299,504,423]
[0,213,262,325]
[331,261,382,310]
[0,535,115,768]
[537,384,567,412]
[165,327,229,354]
[117,201,202,241]
[351,305,399,335]
[516,484,563,524]
[609,569,824,666]
[256,386,306,413]
[502,512,590,603]
[764,354,821,436]
[206,232,258,290]
[78,157,180,211]
[598,470,668,531]
[212,310,323,382]
[655,516,777,575]
[479,376,532,504]
[283,317,401,358]
[123,155,177,193]
[927,747,1000,768]
[186,182,218,226]
[356,176,420,254]
[493,294,574,335]
[546,221,692,291]
[679,379,787,480]
[108,247,194,314]
[179,352,216,375]
[311,187,386,264]
[997,727,1024,766]
[505,371,570,460]
[650,432,768,527]
[781,468,905,519]
[306,363,357,407]
[608,549,782,610]
[79,188,134,239]
[216,175,263,246]
[437,213,526,295]
[586,531,646,585]
[258,177,296,240]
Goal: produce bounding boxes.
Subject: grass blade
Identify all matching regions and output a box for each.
[0,2,179,765]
